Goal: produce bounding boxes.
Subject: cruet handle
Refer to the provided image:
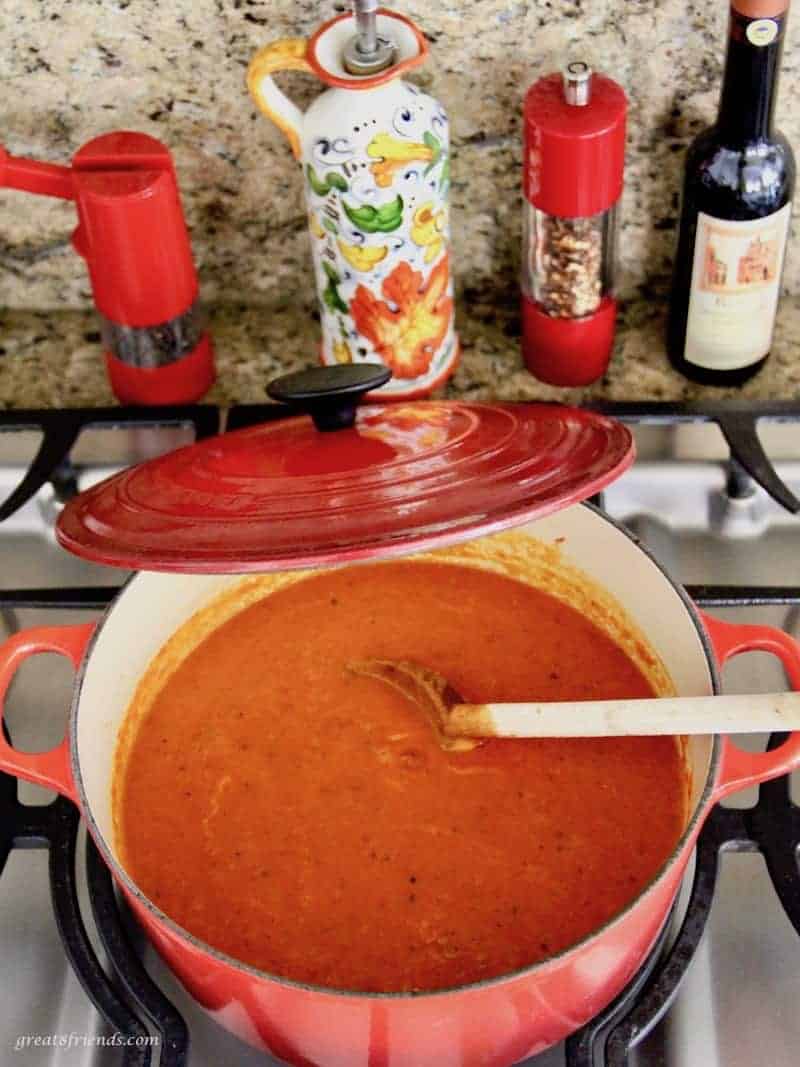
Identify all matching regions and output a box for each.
[247,39,313,160]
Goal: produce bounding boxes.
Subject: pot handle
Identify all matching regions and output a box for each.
[702,611,800,800]
[0,623,95,804]
[247,39,313,160]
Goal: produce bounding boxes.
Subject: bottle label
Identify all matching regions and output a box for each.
[684,203,791,370]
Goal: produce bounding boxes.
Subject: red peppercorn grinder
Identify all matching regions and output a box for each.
[0,131,215,405]
[522,62,627,387]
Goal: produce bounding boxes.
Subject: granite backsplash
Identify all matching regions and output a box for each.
[1,0,799,404]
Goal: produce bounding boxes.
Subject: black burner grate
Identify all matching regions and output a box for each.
[0,400,799,1066]
[1,399,798,521]
[0,768,187,1066]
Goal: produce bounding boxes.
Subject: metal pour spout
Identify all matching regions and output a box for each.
[355,0,378,54]
[342,0,397,76]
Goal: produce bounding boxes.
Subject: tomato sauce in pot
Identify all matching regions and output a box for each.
[114,556,686,993]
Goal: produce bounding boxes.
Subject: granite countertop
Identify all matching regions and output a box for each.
[1,295,798,410]
[2,0,799,412]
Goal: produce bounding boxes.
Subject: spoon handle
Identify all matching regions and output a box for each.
[446,692,800,739]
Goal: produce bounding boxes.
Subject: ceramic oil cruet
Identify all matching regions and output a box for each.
[248,0,459,399]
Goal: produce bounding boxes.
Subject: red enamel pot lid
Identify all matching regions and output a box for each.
[56,367,634,574]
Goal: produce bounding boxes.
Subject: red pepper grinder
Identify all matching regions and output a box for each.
[522,62,627,387]
[0,131,214,405]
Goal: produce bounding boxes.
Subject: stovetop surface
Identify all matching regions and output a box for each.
[1,409,799,1066]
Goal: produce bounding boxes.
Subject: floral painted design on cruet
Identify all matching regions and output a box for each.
[248,0,458,398]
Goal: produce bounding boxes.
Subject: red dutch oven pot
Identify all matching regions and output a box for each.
[1,368,798,1066]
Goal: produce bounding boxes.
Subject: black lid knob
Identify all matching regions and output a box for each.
[267,364,392,431]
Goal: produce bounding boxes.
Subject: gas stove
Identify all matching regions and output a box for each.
[1,400,799,1067]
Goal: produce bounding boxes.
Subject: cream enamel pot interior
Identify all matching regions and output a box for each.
[1,503,800,1067]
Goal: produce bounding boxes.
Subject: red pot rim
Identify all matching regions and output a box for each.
[68,503,724,1001]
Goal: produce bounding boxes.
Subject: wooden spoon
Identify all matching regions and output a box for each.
[348,659,800,752]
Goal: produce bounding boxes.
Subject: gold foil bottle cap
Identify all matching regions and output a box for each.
[732,0,789,17]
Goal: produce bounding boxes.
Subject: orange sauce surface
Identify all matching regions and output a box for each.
[116,561,686,992]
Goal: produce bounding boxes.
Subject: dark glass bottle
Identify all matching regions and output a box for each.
[667,1,795,385]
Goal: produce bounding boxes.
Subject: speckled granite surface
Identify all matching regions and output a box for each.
[2,296,798,409]
[1,0,799,406]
